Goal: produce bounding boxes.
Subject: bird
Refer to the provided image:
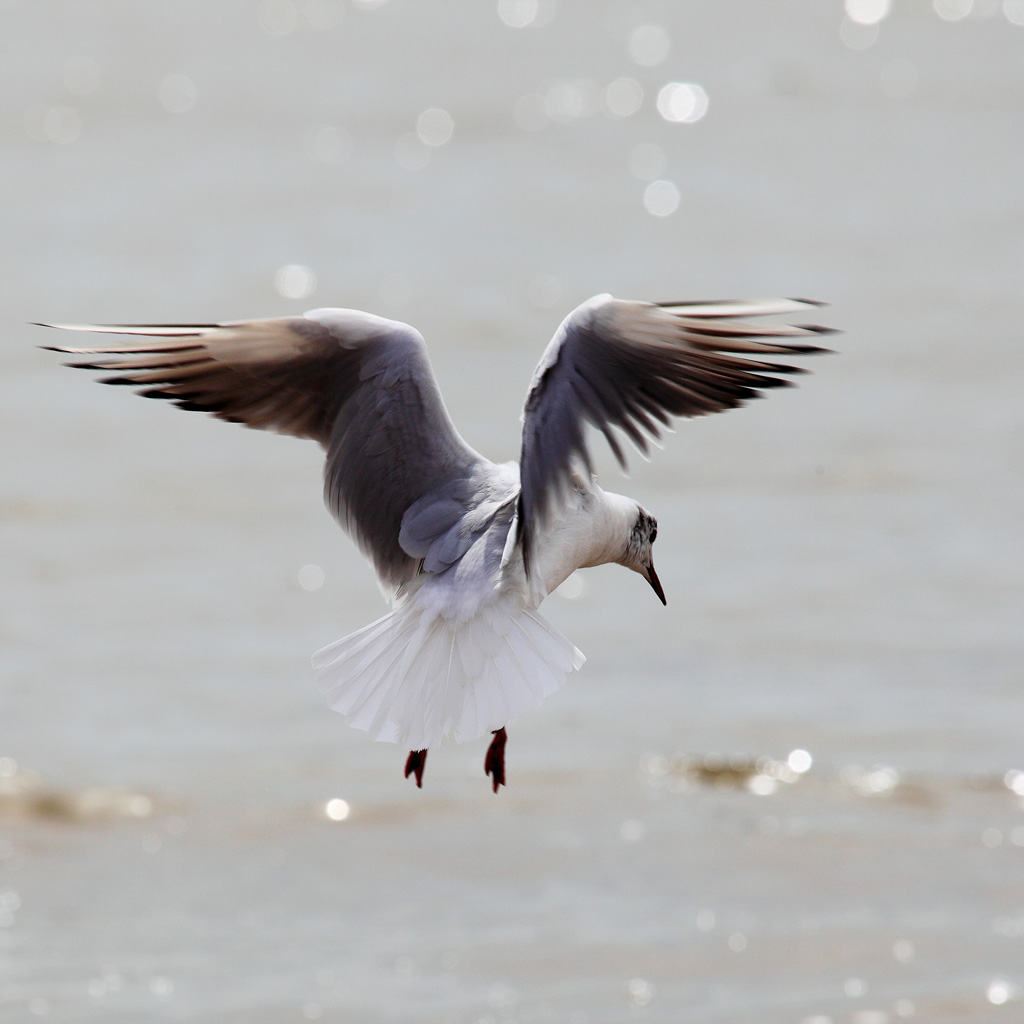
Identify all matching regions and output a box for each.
[40,293,831,791]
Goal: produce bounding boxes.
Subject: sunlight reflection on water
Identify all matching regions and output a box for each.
[5,2,1024,1022]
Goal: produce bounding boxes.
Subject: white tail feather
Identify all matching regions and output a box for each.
[312,597,585,750]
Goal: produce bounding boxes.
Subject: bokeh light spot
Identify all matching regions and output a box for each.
[497,0,538,27]
[127,794,153,817]
[643,180,680,217]
[275,264,317,299]
[934,0,974,17]
[845,0,891,24]
[605,77,643,117]
[627,978,653,1006]
[747,773,776,796]
[297,564,325,591]
[149,976,174,998]
[987,979,1014,1005]
[892,939,915,962]
[787,748,813,774]
[628,24,671,66]
[304,124,352,163]
[981,827,1003,848]
[843,764,900,796]
[416,108,454,147]
[46,106,81,144]
[325,798,350,821]
[26,105,82,144]
[1004,0,1024,21]
[656,82,708,123]
[840,17,880,47]
[545,80,598,121]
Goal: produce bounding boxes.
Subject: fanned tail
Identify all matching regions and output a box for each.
[311,597,585,750]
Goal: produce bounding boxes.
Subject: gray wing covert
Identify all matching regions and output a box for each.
[41,309,491,592]
[517,294,833,571]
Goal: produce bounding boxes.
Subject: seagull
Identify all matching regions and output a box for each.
[40,294,831,791]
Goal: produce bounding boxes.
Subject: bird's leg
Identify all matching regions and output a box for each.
[484,727,507,793]
[404,749,427,788]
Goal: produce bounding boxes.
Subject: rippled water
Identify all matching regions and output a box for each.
[3,1,1024,1022]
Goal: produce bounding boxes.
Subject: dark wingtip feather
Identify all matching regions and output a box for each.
[794,324,841,337]
[782,343,834,355]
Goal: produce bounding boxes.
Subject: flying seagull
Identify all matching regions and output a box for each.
[40,294,831,791]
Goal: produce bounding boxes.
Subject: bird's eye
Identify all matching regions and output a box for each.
[650,526,657,543]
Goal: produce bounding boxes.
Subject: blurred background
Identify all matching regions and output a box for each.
[2,0,1024,1021]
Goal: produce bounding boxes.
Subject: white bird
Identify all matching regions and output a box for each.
[40,294,831,791]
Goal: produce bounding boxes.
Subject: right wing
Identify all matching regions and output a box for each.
[517,295,833,572]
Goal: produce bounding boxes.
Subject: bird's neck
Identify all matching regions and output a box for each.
[529,487,633,598]
[576,489,636,569]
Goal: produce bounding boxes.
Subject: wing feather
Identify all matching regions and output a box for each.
[517,294,832,571]
[40,310,491,590]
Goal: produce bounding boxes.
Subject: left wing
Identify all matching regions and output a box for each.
[517,294,833,571]
[38,310,492,593]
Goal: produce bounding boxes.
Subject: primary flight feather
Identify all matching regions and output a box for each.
[41,294,831,790]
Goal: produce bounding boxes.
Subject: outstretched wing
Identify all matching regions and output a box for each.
[517,294,833,570]
[40,309,490,591]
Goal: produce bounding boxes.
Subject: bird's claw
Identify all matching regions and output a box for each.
[404,748,427,788]
[484,727,507,793]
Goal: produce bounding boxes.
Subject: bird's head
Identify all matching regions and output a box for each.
[620,505,666,605]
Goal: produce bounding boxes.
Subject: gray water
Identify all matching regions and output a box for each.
[3,1,1024,1021]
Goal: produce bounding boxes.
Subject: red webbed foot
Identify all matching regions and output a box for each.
[404,748,427,788]
[484,727,507,793]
